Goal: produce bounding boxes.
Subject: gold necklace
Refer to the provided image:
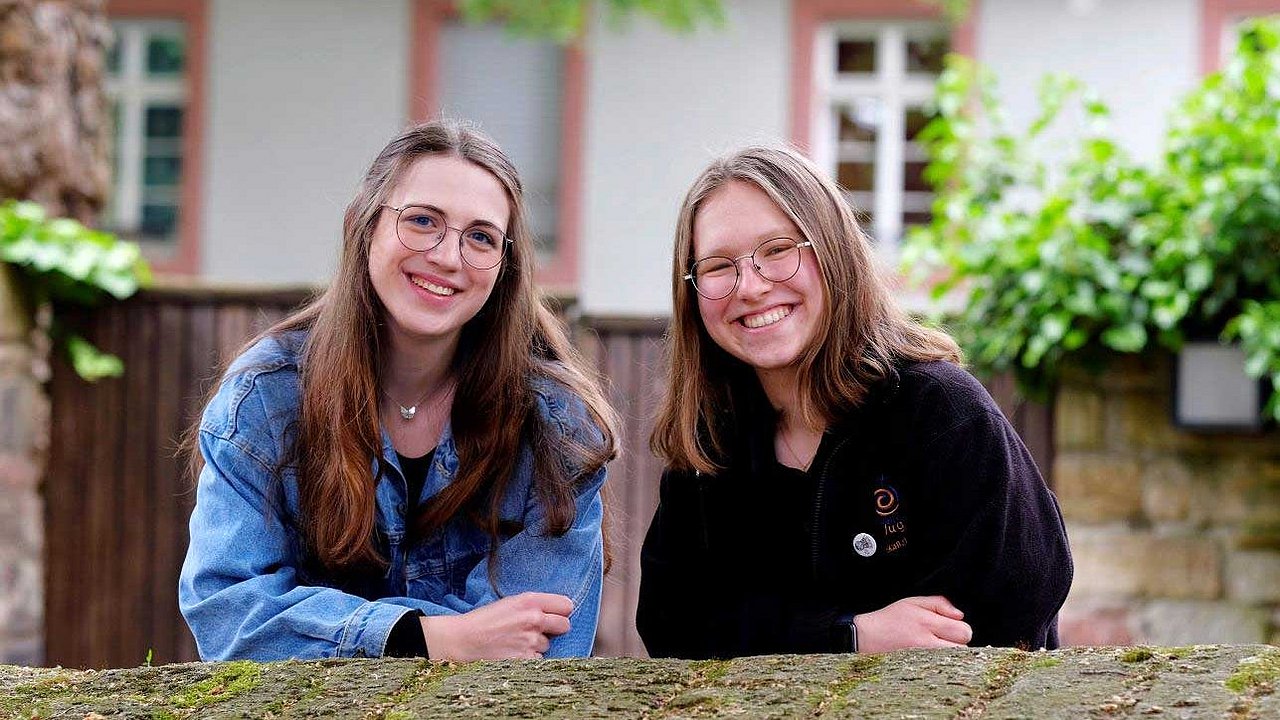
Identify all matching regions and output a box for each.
[778,428,813,471]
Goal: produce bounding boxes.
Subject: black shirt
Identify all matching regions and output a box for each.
[384,447,436,658]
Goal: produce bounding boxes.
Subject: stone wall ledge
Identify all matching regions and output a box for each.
[3,645,1279,719]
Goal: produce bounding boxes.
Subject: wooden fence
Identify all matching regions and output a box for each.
[43,289,1052,668]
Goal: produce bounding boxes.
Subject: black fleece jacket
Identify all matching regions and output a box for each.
[637,361,1073,659]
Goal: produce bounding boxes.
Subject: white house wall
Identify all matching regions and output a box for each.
[203,0,410,285]
[578,0,791,317]
[975,0,1199,165]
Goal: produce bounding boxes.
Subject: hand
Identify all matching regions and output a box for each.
[853,595,972,654]
[420,592,573,661]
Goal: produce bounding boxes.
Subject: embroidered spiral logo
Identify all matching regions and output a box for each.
[873,486,900,516]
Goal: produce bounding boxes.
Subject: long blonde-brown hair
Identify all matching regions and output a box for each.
[190,120,618,575]
[651,145,960,474]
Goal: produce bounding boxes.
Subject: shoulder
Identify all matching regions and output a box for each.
[884,360,1006,445]
[530,368,597,438]
[200,331,306,447]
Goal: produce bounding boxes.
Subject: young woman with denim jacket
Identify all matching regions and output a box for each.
[637,146,1072,659]
[179,120,618,662]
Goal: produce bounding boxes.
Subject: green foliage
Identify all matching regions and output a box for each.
[0,200,151,381]
[906,19,1280,420]
[457,0,725,42]
[919,0,972,25]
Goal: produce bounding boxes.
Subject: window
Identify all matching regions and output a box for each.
[105,19,187,247]
[811,22,948,250]
[411,0,585,292]
[438,22,564,260]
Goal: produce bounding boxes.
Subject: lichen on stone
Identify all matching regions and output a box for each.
[167,660,261,709]
[1225,648,1280,693]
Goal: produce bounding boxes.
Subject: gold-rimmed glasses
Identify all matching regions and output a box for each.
[381,203,512,270]
[684,237,814,300]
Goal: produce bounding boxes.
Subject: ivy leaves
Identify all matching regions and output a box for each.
[906,19,1280,420]
[1,201,151,381]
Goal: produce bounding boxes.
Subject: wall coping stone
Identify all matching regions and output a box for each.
[3,645,1279,718]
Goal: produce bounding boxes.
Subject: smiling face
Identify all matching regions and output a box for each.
[692,180,826,375]
[368,154,510,352]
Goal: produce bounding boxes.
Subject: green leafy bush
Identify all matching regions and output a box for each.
[906,18,1280,420]
[0,200,151,380]
[457,0,725,41]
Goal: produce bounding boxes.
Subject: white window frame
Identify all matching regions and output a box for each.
[812,21,947,255]
[105,19,187,243]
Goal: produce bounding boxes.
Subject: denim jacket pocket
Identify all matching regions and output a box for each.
[405,529,449,581]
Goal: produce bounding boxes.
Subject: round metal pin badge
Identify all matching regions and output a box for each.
[852,532,877,557]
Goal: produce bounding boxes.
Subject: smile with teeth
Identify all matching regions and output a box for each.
[409,275,456,296]
[741,306,791,329]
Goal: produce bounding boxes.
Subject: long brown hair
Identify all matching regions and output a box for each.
[189,120,618,575]
[651,145,960,474]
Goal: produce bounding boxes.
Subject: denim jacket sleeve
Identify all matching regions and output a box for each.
[178,361,457,662]
[439,380,607,657]
[449,460,606,658]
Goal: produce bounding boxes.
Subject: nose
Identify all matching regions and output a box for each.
[734,257,773,298]
[423,227,464,268]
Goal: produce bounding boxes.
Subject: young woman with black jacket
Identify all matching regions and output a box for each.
[638,146,1073,659]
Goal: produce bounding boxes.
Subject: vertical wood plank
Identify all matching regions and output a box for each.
[151,302,186,664]
[176,303,217,662]
[119,301,156,666]
[42,308,82,666]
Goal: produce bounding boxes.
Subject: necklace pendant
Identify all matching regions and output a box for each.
[399,404,417,420]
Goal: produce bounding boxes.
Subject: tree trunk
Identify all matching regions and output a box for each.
[0,0,111,221]
[0,0,109,665]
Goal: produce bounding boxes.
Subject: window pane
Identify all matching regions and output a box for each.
[145,105,183,138]
[106,35,121,75]
[144,156,182,186]
[147,34,185,75]
[906,37,948,74]
[903,211,932,228]
[836,39,875,73]
[838,163,875,192]
[838,100,879,143]
[904,161,930,193]
[905,107,933,141]
[140,204,178,239]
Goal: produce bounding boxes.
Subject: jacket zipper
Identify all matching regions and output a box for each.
[810,436,851,580]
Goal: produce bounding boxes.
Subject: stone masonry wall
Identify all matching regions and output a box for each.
[0,264,46,666]
[4,645,1280,719]
[1056,354,1280,647]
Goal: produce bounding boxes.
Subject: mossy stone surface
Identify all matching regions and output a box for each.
[3,645,1278,719]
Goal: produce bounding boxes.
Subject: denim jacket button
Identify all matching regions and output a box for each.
[396,503,406,516]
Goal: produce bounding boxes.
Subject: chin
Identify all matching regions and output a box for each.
[735,348,805,371]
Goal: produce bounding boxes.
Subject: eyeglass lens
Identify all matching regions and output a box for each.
[395,205,506,270]
[690,238,805,299]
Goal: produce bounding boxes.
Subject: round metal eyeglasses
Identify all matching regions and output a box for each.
[382,203,512,270]
[683,237,814,300]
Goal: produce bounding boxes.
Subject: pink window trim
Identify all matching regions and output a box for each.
[789,0,979,151]
[409,0,584,294]
[106,0,206,276]
[1201,0,1280,74]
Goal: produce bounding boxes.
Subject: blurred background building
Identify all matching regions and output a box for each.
[1,0,1278,668]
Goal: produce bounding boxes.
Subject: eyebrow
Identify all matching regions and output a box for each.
[696,229,798,258]
[401,202,507,233]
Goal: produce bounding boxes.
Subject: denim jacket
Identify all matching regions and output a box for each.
[178,332,606,661]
